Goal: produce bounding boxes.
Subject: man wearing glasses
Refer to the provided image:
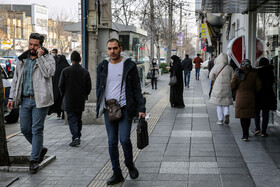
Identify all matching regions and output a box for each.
[7,33,55,173]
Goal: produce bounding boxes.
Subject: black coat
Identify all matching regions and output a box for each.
[182,57,193,71]
[170,56,185,107]
[48,56,70,114]
[256,64,276,110]
[96,58,146,120]
[59,63,92,112]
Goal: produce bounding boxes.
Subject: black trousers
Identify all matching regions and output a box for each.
[151,77,157,89]
[240,118,251,137]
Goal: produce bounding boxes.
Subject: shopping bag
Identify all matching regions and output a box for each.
[146,72,152,79]
[137,118,149,149]
[168,75,177,86]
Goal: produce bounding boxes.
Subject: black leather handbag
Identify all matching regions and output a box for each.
[137,118,149,149]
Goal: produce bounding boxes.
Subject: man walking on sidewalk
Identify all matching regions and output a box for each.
[193,54,203,80]
[182,54,193,87]
[96,38,146,185]
[59,51,91,146]
[7,33,55,173]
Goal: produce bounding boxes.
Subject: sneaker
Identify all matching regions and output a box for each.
[38,147,48,164]
[253,130,261,135]
[107,171,124,185]
[29,160,39,174]
[261,133,268,137]
[224,115,230,124]
[126,163,139,179]
[242,136,249,141]
[69,138,80,146]
[217,121,223,125]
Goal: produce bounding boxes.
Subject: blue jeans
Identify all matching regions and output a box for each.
[20,97,48,161]
[104,107,133,172]
[195,68,200,79]
[254,108,269,133]
[184,70,191,86]
[67,112,82,141]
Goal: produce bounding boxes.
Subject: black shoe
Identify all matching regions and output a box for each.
[29,160,39,174]
[38,147,48,164]
[69,138,80,146]
[242,136,249,141]
[107,171,124,185]
[126,163,139,179]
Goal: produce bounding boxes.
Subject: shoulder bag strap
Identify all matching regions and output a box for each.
[213,64,227,86]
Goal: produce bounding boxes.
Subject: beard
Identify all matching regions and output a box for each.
[29,49,37,56]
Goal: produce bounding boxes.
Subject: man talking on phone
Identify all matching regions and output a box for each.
[7,33,55,173]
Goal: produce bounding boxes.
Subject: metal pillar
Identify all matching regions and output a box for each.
[245,11,257,67]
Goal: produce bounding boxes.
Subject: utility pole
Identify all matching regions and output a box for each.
[150,0,155,62]
[167,0,173,63]
[179,3,182,58]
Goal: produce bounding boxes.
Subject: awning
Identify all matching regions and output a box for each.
[202,0,280,13]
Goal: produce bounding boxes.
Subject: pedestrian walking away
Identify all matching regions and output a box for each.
[150,58,159,89]
[230,59,262,141]
[181,54,193,87]
[7,33,55,173]
[58,51,92,147]
[254,57,277,137]
[193,53,203,80]
[168,55,185,108]
[48,54,70,119]
[209,53,234,125]
[96,38,146,185]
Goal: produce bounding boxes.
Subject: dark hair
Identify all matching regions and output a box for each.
[29,33,44,45]
[107,38,121,46]
[52,49,58,54]
[197,54,200,57]
[259,57,269,66]
[71,51,81,63]
[185,54,189,58]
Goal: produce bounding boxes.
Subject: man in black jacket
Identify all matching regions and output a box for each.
[96,38,146,185]
[59,51,91,146]
[181,54,193,87]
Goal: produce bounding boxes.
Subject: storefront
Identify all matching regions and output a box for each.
[256,13,280,119]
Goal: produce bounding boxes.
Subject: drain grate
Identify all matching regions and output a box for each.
[88,85,170,187]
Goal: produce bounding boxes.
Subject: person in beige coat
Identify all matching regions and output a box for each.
[209,53,234,125]
[231,59,262,141]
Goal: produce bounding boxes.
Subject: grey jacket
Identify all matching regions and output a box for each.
[9,53,55,108]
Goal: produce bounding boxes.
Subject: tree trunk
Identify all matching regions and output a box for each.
[0,73,10,166]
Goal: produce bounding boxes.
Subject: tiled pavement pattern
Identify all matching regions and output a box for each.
[2,70,280,187]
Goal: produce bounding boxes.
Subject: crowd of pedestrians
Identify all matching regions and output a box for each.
[6,33,277,186]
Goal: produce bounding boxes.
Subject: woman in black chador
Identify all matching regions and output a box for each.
[48,55,70,118]
[169,55,185,108]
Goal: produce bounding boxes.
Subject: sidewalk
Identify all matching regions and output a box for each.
[1,70,280,187]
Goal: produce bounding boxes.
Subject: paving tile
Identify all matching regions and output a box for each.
[188,174,220,181]
[189,181,222,187]
[189,168,219,174]
[153,181,188,187]
[156,174,188,181]
[190,162,218,168]
[159,162,189,174]
[219,168,249,175]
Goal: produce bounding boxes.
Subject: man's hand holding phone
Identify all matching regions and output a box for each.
[37,47,44,57]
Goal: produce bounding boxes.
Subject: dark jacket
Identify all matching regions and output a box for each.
[182,57,193,71]
[231,67,262,118]
[256,64,276,110]
[59,63,92,112]
[96,58,146,120]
